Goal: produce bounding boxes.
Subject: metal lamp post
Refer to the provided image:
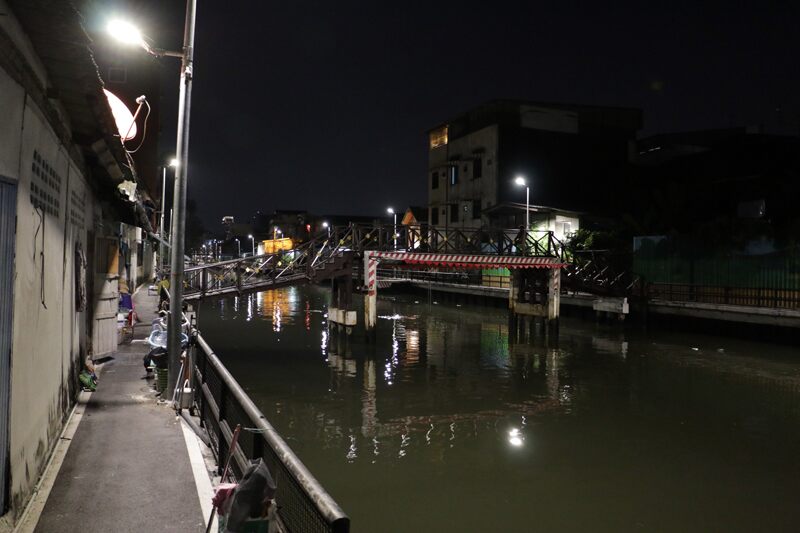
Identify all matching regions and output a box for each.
[248,234,255,256]
[159,158,178,270]
[387,207,396,249]
[234,238,240,257]
[322,221,331,237]
[514,176,529,230]
[108,3,197,399]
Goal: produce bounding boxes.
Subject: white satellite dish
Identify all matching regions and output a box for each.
[104,89,138,141]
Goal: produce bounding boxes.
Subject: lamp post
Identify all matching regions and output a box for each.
[248,234,255,256]
[234,238,240,257]
[322,221,331,237]
[159,158,178,270]
[387,207,396,249]
[108,2,197,398]
[514,176,529,230]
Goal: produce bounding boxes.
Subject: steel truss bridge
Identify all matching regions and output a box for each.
[182,223,638,301]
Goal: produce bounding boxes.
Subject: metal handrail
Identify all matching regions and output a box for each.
[193,333,350,533]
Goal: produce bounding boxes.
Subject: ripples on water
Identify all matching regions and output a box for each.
[199,285,800,532]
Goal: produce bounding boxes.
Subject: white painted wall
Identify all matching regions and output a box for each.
[0,26,112,524]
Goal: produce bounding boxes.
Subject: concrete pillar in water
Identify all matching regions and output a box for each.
[328,267,356,335]
[364,252,377,336]
[508,267,561,341]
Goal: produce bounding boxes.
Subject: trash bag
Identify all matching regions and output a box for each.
[79,370,96,391]
[143,346,169,371]
[224,459,277,532]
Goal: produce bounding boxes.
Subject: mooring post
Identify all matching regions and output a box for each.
[547,267,561,337]
[364,252,377,337]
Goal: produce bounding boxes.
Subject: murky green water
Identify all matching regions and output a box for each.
[198,285,800,532]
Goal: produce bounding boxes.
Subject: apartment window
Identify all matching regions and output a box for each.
[473,157,482,179]
[472,199,481,219]
[450,204,458,223]
[450,166,458,186]
[431,207,439,225]
[429,126,448,149]
[431,171,438,189]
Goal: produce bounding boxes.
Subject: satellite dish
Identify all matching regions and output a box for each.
[104,89,137,141]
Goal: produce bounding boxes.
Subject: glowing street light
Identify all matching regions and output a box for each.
[107,19,145,48]
[514,176,529,230]
[234,238,241,257]
[322,221,331,237]
[248,234,255,256]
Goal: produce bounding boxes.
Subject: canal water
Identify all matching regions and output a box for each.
[197,285,800,532]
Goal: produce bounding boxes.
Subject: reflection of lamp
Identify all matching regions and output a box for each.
[508,428,523,447]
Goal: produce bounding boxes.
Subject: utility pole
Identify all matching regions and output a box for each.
[167,0,197,397]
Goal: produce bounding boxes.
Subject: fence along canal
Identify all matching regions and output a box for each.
[191,332,350,533]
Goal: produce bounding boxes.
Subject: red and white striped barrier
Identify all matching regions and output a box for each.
[370,251,565,269]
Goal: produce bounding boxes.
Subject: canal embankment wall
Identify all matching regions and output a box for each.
[379,280,800,339]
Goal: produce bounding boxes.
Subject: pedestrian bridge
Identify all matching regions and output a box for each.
[182,223,567,301]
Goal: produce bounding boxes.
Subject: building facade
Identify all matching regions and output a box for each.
[427,100,641,229]
[0,1,154,525]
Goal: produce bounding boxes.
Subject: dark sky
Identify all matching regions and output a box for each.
[120,0,800,229]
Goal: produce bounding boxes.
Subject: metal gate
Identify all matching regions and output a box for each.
[0,177,17,513]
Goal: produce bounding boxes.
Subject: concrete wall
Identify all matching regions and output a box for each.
[0,5,112,522]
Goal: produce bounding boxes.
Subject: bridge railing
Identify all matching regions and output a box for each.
[327,223,565,259]
[192,332,350,533]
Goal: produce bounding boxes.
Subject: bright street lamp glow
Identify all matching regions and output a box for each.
[248,234,253,239]
[514,176,526,186]
[322,221,329,228]
[169,158,179,168]
[107,19,145,47]
[386,207,394,215]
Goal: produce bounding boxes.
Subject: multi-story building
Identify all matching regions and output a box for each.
[427,100,641,230]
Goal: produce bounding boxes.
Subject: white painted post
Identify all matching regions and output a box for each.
[364,252,377,332]
[547,267,561,320]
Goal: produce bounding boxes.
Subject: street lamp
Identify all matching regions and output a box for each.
[322,221,331,237]
[109,3,197,398]
[387,207,397,249]
[514,176,529,230]
[158,157,178,270]
[234,238,241,257]
[248,234,255,256]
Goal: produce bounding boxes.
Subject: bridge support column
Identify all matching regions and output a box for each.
[364,253,377,338]
[508,267,561,340]
[328,274,356,335]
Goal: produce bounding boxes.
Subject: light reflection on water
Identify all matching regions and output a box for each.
[199,285,800,533]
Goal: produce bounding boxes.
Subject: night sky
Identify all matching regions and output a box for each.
[100,0,800,230]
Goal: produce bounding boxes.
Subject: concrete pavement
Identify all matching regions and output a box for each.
[33,288,206,532]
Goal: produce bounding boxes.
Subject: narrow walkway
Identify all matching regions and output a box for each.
[34,288,205,532]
